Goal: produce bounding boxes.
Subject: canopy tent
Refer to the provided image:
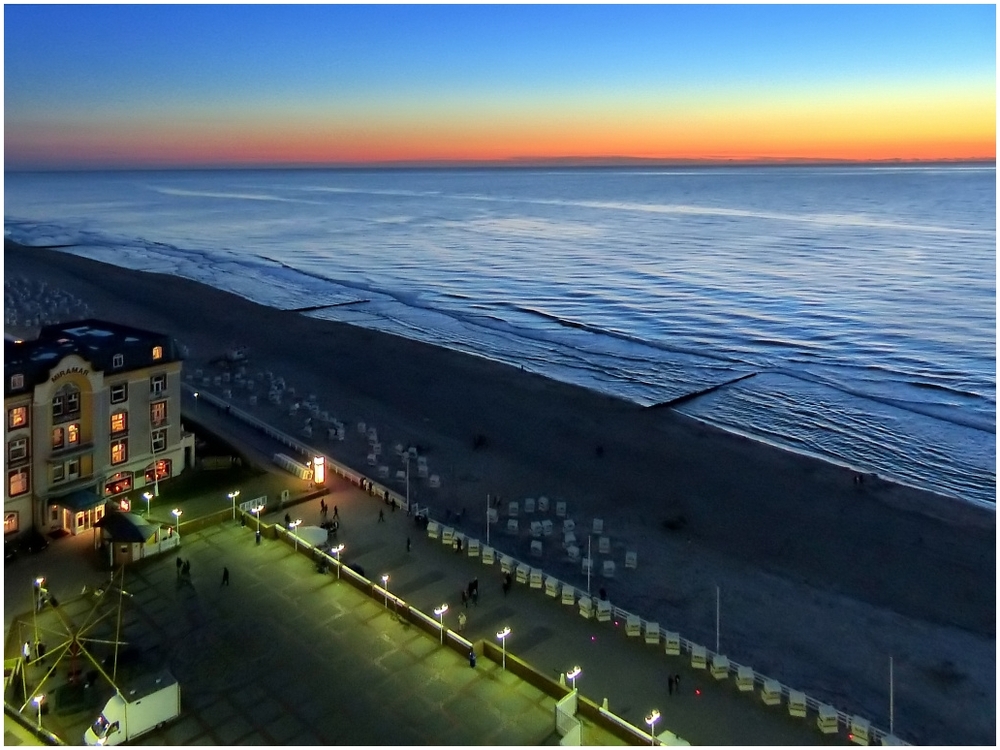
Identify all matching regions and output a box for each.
[95,512,158,543]
[295,525,330,548]
[56,488,103,512]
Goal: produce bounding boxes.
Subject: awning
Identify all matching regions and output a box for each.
[95,512,158,543]
[56,488,104,512]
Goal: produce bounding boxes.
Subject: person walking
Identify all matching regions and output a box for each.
[668,675,675,695]
[176,556,183,578]
[333,505,339,520]
[461,590,468,608]
[674,674,681,694]
[458,612,467,633]
[378,508,385,522]
[406,536,411,553]
[221,566,230,586]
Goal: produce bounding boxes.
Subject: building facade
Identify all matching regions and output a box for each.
[4,320,195,539]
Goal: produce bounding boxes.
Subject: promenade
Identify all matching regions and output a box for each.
[3,393,855,747]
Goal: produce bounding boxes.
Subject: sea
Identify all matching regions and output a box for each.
[4,166,996,509]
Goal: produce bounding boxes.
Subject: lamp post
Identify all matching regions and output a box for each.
[645,709,660,746]
[496,626,511,670]
[434,604,449,645]
[587,536,592,595]
[567,666,582,691]
[486,494,490,546]
[331,544,344,579]
[716,584,720,654]
[381,574,390,608]
[32,694,44,729]
[252,504,264,544]
[193,391,199,415]
[228,490,240,521]
[171,509,182,535]
[32,576,44,650]
[290,519,302,551]
[405,453,411,510]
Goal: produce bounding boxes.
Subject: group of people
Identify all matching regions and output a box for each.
[175,557,192,579]
[461,577,480,608]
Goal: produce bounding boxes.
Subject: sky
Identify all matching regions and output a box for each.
[3,4,996,169]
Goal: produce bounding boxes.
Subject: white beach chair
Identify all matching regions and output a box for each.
[788,690,806,718]
[508,500,519,517]
[377,465,389,479]
[816,705,838,734]
[428,474,440,488]
[500,555,514,574]
[736,666,755,691]
[529,568,543,589]
[664,631,681,656]
[567,545,580,562]
[581,556,593,576]
[530,540,543,558]
[625,550,637,569]
[598,536,610,554]
[506,519,519,535]
[690,645,707,669]
[538,496,549,513]
[562,518,575,533]
[761,679,782,706]
[601,560,615,578]
[644,621,660,645]
[541,519,553,537]
[555,501,566,518]
[596,598,612,623]
[561,584,575,605]
[515,564,530,584]
[578,596,594,620]
[467,538,481,557]
[592,518,604,534]
[481,546,495,565]
[545,576,559,598]
[625,615,641,637]
[523,497,535,514]
[849,716,870,745]
[530,521,543,538]
[711,654,730,680]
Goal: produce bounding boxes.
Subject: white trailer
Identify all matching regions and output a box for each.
[84,670,180,746]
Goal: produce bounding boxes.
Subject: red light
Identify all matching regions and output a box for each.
[591,636,596,642]
[695,689,701,696]
[119,499,130,512]
[848,734,853,740]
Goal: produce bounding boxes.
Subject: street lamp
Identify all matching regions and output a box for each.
[331,544,344,579]
[434,604,449,644]
[252,504,264,544]
[171,509,182,533]
[496,626,511,670]
[193,391,199,415]
[567,666,582,691]
[32,577,45,651]
[645,709,661,746]
[290,519,302,551]
[228,490,240,521]
[381,574,390,608]
[143,492,152,518]
[32,694,44,729]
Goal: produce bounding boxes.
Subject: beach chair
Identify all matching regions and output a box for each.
[664,633,681,657]
[538,496,549,513]
[500,555,514,574]
[561,584,575,606]
[711,654,730,680]
[441,526,454,546]
[567,545,580,562]
[817,705,838,734]
[596,599,612,622]
[601,560,615,578]
[788,690,807,718]
[761,679,782,706]
[541,519,553,537]
[357,421,366,434]
[849,716,870,745]
[581,556,593,576]
[367,453,377,466]
[529,568,543,589]
[487,507,499,525]
[598,536,610,554]
[515,564,530,584]
[428,474,440,488]
[578,596,594,619]
[417,463,428,478]
[481,546,495,565]
[367,427,378,443]
[467,538,481,557]
[426,521,440,540]
[562,518,575,533]
[524,497,535,513]
[563,531,577,548]
[530,521,543,538]
[592,518,604,534]
[377,465,389,479]
[625,615,641,637]
[690,645,707,669]
[249,394,258,406]
[625,550,637,569]
[506,519,519,535]
[555,501,566,518]
[508,500,519,517]
[545,576,559,598]
[736,666,754,691]
[644,621,659,645]
[530,540,543,558]
[372,441,381,456]
[395,469,406,482]
[394,443,405,457]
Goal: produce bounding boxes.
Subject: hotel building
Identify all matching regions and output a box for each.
[4,319,195,540]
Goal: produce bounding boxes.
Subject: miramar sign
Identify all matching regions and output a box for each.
[50,366,90,383]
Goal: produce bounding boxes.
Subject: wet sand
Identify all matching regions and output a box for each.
[4,240,995,744]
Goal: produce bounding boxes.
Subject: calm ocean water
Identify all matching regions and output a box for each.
[4,166,996,508]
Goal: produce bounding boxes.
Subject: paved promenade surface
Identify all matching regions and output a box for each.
[3,398,853,746]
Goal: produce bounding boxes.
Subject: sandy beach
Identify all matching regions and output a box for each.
[4,241,995,745]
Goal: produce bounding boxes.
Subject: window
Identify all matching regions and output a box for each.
[52,427,65,450]
[104,472,133,496]
[10,374,24,390]
[52,386,81,420]
[111,411,128,435]
[152,345,163,360]
[151,401,167,427]
[52,465,65,483]
[8,468,29,497]
[50,505,60,522]
[8,406,28,430]
[67,423,80,447]
[111,438,128,465]
[151,429,167,453]
[145,459,171,483]
[113,353,124,368]
[4,511,18,535]
[150,374,166,396]
[66,459,80,480]
[8,438,28,463]
[110,383,128,404]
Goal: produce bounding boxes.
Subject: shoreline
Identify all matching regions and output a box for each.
[4,239,996,744]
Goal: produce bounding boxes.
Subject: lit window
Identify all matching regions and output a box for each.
[8,406,28,430]
[4,511,18,534]
[110,383,128,404]
[150,374,166,396]
[104,472,133,496]
[8,468,29,497]
[67,423,80,446]
[111,438,128,465]
[52,427,65,450]
[111,411,128,435]
[151,429,167,453]
[145,459,171,483]
[113,353,124,368]
[10,374,24,390]
[151,401,167,427]
[152,345,163,360]
[8,438,28,463]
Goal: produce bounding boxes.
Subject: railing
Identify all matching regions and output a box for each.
[190,381,901,745]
